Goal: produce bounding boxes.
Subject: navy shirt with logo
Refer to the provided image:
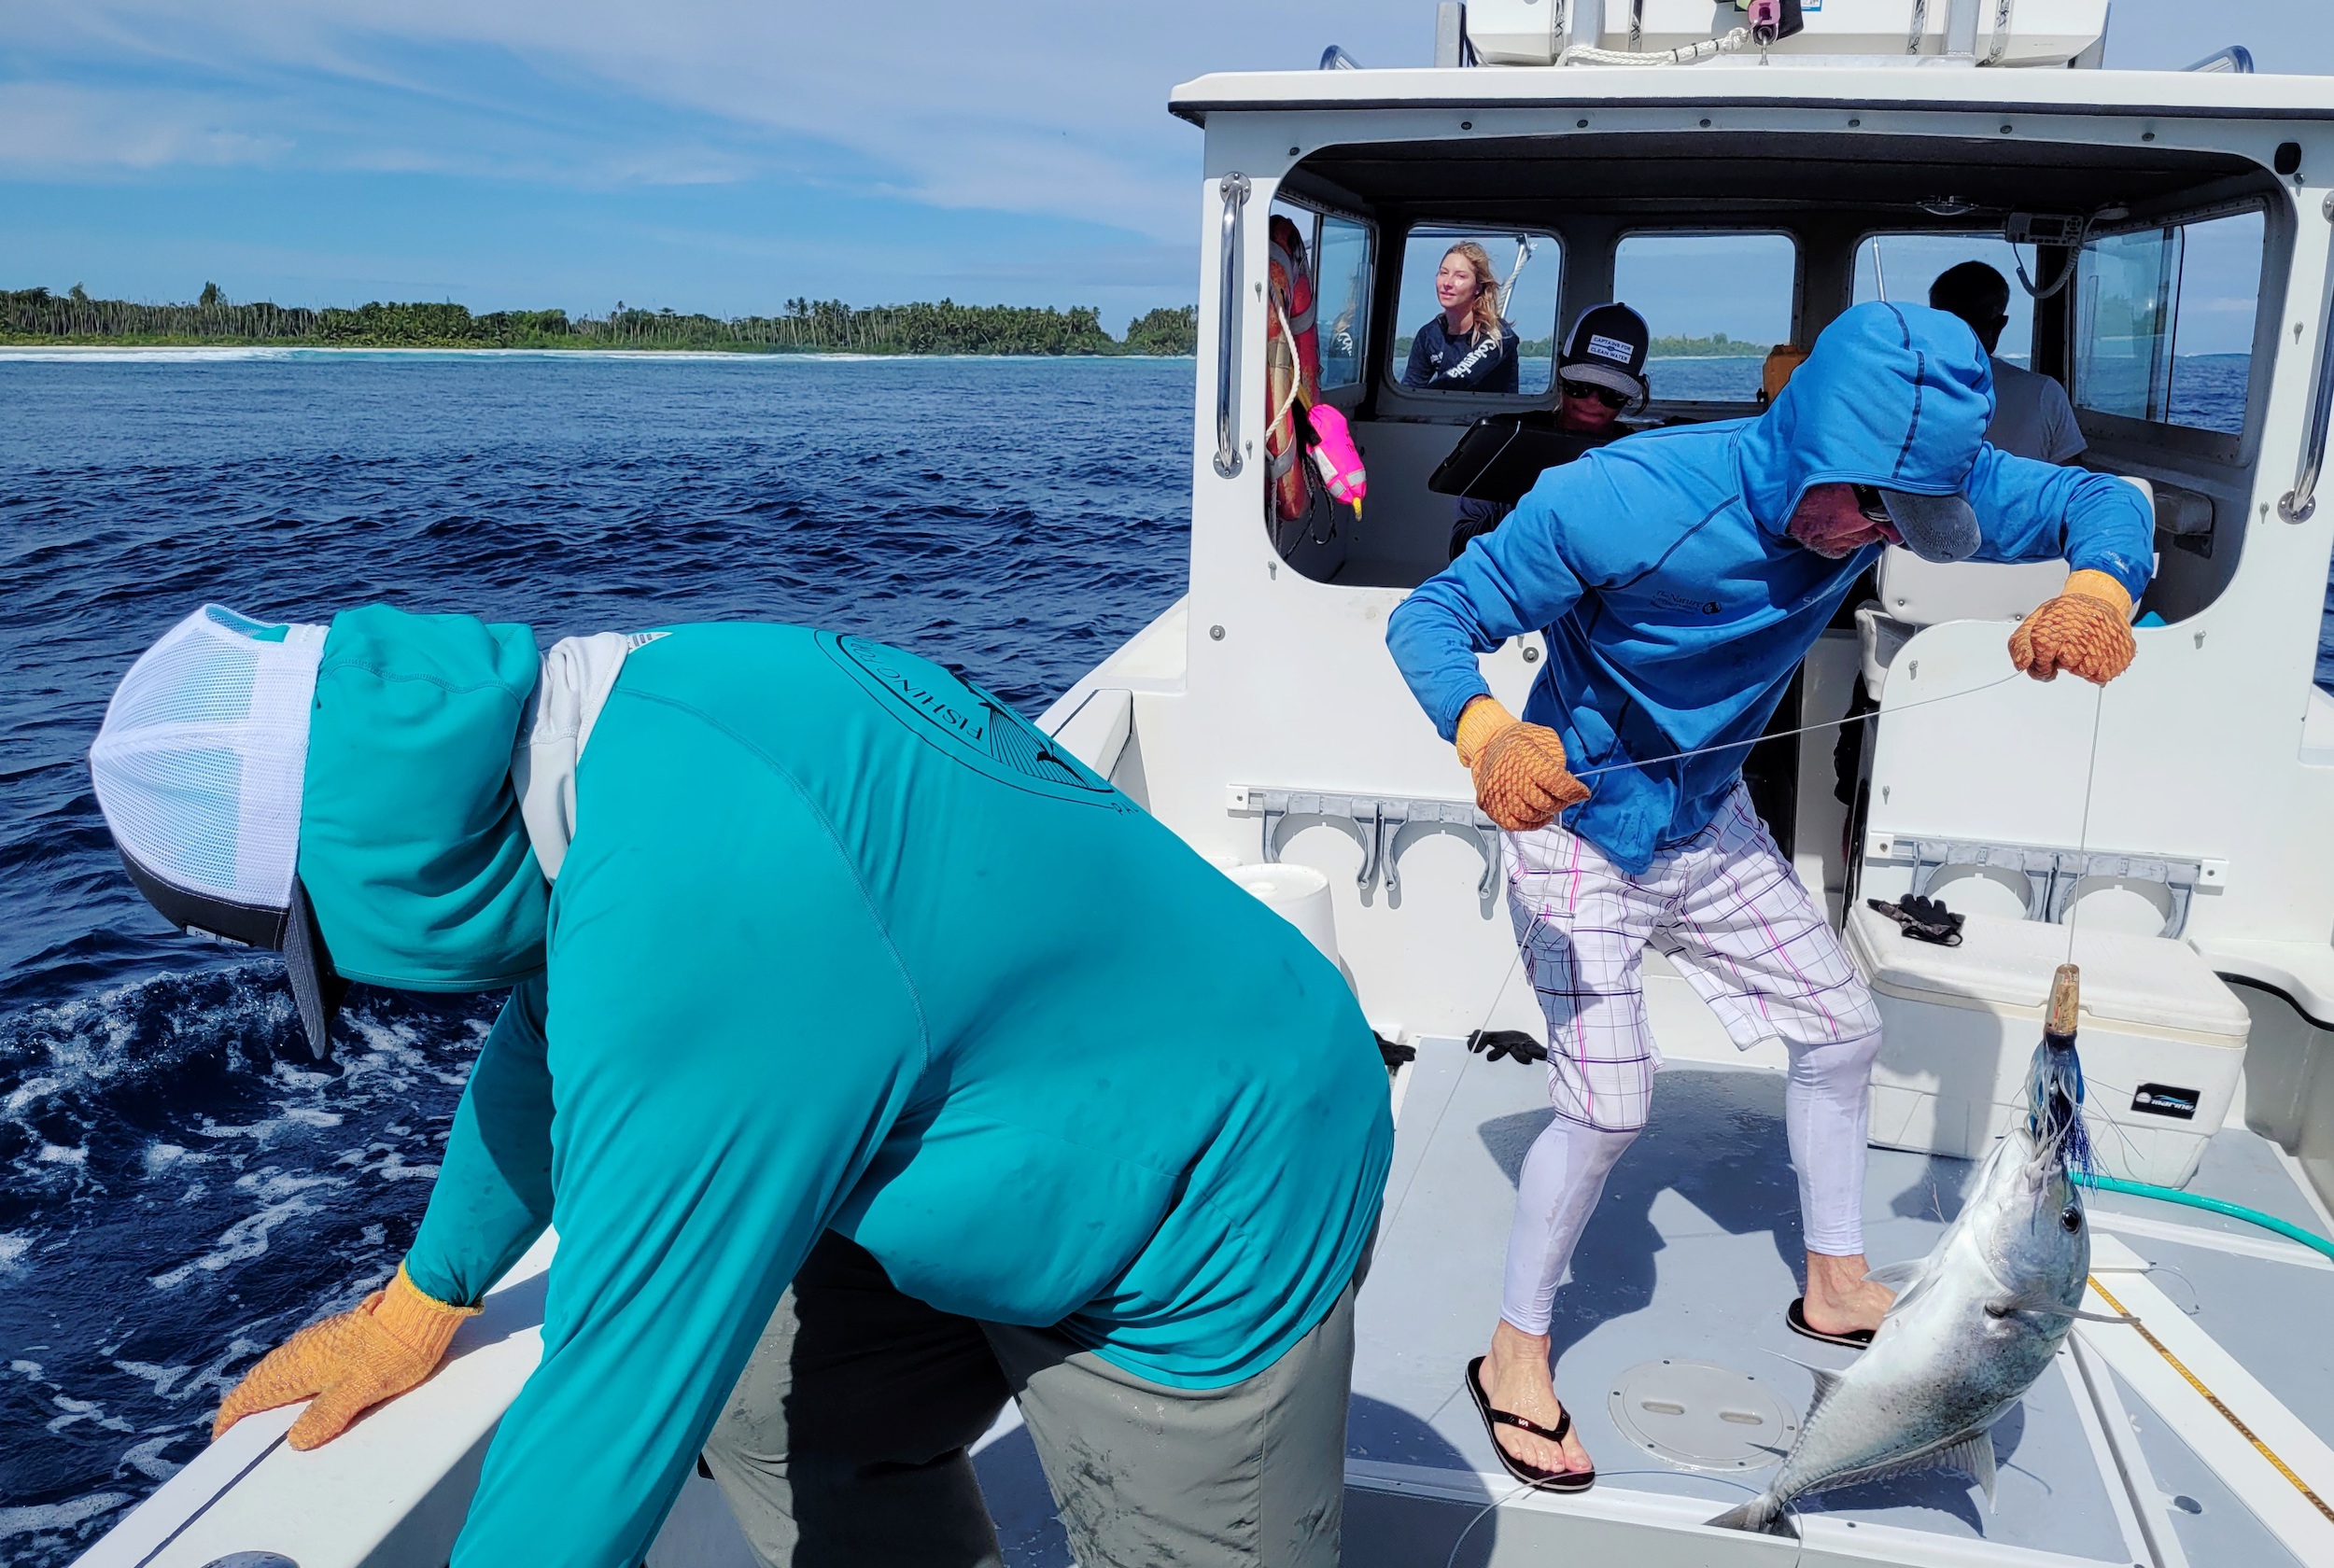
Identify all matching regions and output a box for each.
[1404,315,1520,394]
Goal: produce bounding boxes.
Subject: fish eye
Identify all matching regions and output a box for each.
[2061,1204,2083,1232]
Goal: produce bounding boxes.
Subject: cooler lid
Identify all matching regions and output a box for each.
[1847,905,2250,1042]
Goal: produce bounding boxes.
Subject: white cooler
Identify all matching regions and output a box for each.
[1846,905,2250,1187]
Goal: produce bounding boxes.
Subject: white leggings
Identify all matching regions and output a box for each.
[1501,1029,1883,1336]
[1497,792,1887,1337]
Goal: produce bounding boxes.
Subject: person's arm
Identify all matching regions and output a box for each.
[1962,443,2151,601]
[1965,443,2153,683]
[208,979,562,1449]
[446,704,930,1568]
[1403,329,1435,388]
[1386,474,1590,741]
[1484,329,1520,394]
[403,976,557,1306]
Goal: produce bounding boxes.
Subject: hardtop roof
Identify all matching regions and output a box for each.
[1169,64,2334,126]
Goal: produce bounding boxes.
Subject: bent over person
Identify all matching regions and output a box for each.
[87,605,1393,1568]
[1385,301,2151,1491]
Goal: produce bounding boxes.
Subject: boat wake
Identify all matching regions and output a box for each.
[0,962,497,1567]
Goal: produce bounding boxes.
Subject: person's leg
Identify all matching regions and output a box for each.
[700,1232,1013,1568]
[1788,1028,1890,1332]
[1485,822,1667,1477]
[1658,786,1891,1337]
[981,1282,1358,1568]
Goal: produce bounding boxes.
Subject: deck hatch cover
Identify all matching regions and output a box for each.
[1608,1358,1798,1472]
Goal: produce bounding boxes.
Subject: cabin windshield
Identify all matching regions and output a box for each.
[1265,127,2287,627]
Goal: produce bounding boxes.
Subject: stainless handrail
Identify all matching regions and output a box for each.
[2184,45,2256,74]
[1212,173,1251,479]
[2281,189,2334,525]
[1319,45,1362,70]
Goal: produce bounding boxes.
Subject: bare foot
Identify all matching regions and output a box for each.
[1801,1251,1895,1337]
[1478,1319,1594,1478]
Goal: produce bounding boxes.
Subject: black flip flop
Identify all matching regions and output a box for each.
[1787,1296,1876,1350]
[1464,1356,1596,1493]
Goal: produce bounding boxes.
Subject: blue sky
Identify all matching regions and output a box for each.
[0,1,2324,329]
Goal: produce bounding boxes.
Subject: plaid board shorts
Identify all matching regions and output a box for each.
[1506,783,1880,1133]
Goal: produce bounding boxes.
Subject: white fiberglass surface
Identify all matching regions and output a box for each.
[1354,1041,2334,1561]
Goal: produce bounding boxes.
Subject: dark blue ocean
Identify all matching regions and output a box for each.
[0,350,1194,1565]
[0,344,2286,1563]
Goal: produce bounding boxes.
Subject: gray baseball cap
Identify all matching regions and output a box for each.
[1866,483,1982,564]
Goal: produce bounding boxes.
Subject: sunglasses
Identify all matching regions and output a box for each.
[1850,483,1894,526]
[1560,379,1631,410]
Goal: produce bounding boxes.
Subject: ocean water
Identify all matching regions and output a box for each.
[0,350,1194,1565]
[0,343,2302,1561]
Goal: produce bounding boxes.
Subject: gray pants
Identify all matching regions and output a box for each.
[698,1232,1357,1568]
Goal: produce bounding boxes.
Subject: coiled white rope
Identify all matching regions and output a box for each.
[1560,23,1750,67]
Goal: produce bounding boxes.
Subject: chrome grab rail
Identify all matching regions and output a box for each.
[1213,173,1250,479]
[2184,45,2256,74]
[2281,189,2334,525]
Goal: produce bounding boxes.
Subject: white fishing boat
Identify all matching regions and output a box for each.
[75,3,2334,1564]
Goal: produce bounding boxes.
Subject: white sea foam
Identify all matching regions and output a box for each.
[0,1491,131,1541]
[110,1360,191,1399]
[114,1434,184,1482]
[0,1234,34,1274]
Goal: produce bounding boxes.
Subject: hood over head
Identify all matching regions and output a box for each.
[298,604,549,994]
[1738,301,1996,555]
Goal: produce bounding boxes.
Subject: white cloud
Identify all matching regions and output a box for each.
[15,2,1423,236]
[0,82,292,172]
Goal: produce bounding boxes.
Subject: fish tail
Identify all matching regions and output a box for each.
[1705,1495,1794,1536]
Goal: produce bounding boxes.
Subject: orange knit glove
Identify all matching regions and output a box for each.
[2009,569,2137,685]
[1456,697,1590,833]
[213,1263,477,1449]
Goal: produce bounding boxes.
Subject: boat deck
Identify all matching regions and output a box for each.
[972,1039,2334,1567]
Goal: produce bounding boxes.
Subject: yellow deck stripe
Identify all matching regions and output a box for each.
[2088,1274,2334,1527]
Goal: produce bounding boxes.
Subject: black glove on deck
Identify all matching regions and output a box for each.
[1867,894,1964,947]
[1468,1029,1549,1066]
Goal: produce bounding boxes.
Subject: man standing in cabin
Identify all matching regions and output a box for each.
[1385,301,2151,1491]
[1930,260,2088,465]
[88,606,1391,1567]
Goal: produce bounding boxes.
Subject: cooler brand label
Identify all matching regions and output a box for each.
[2130,1083,2199,1120]
[1587,333,1634,363]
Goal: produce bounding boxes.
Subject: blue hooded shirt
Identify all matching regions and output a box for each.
[1385,301,2154,875]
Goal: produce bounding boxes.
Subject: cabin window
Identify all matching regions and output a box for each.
[2073,209,2263,435]
[1314,213,1372,391]
[1610,231,1797,404]
[1851,232,2035,364]
[1272,198,1374,395]
[1388,227,1563,396]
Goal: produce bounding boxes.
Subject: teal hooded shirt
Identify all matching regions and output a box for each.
[296,609,1391,1568]
[1386,301,2155,873]
[299,605,549,989]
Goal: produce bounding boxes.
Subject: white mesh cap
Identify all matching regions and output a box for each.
[90,605,328,915]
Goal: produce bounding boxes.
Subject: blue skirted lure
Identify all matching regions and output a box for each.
[2033,962,2097,1179]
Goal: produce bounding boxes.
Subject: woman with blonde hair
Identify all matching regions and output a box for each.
[1403,240,1520,394]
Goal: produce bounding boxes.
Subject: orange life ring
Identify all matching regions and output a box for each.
[1266,216,1323,524]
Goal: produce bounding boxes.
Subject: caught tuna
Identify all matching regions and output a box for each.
[1710,963,2118,1536]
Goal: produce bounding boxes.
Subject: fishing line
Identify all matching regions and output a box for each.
[1564,670,2025,783]
[1382,942,1526,1239]
[2062,681,2109,967]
